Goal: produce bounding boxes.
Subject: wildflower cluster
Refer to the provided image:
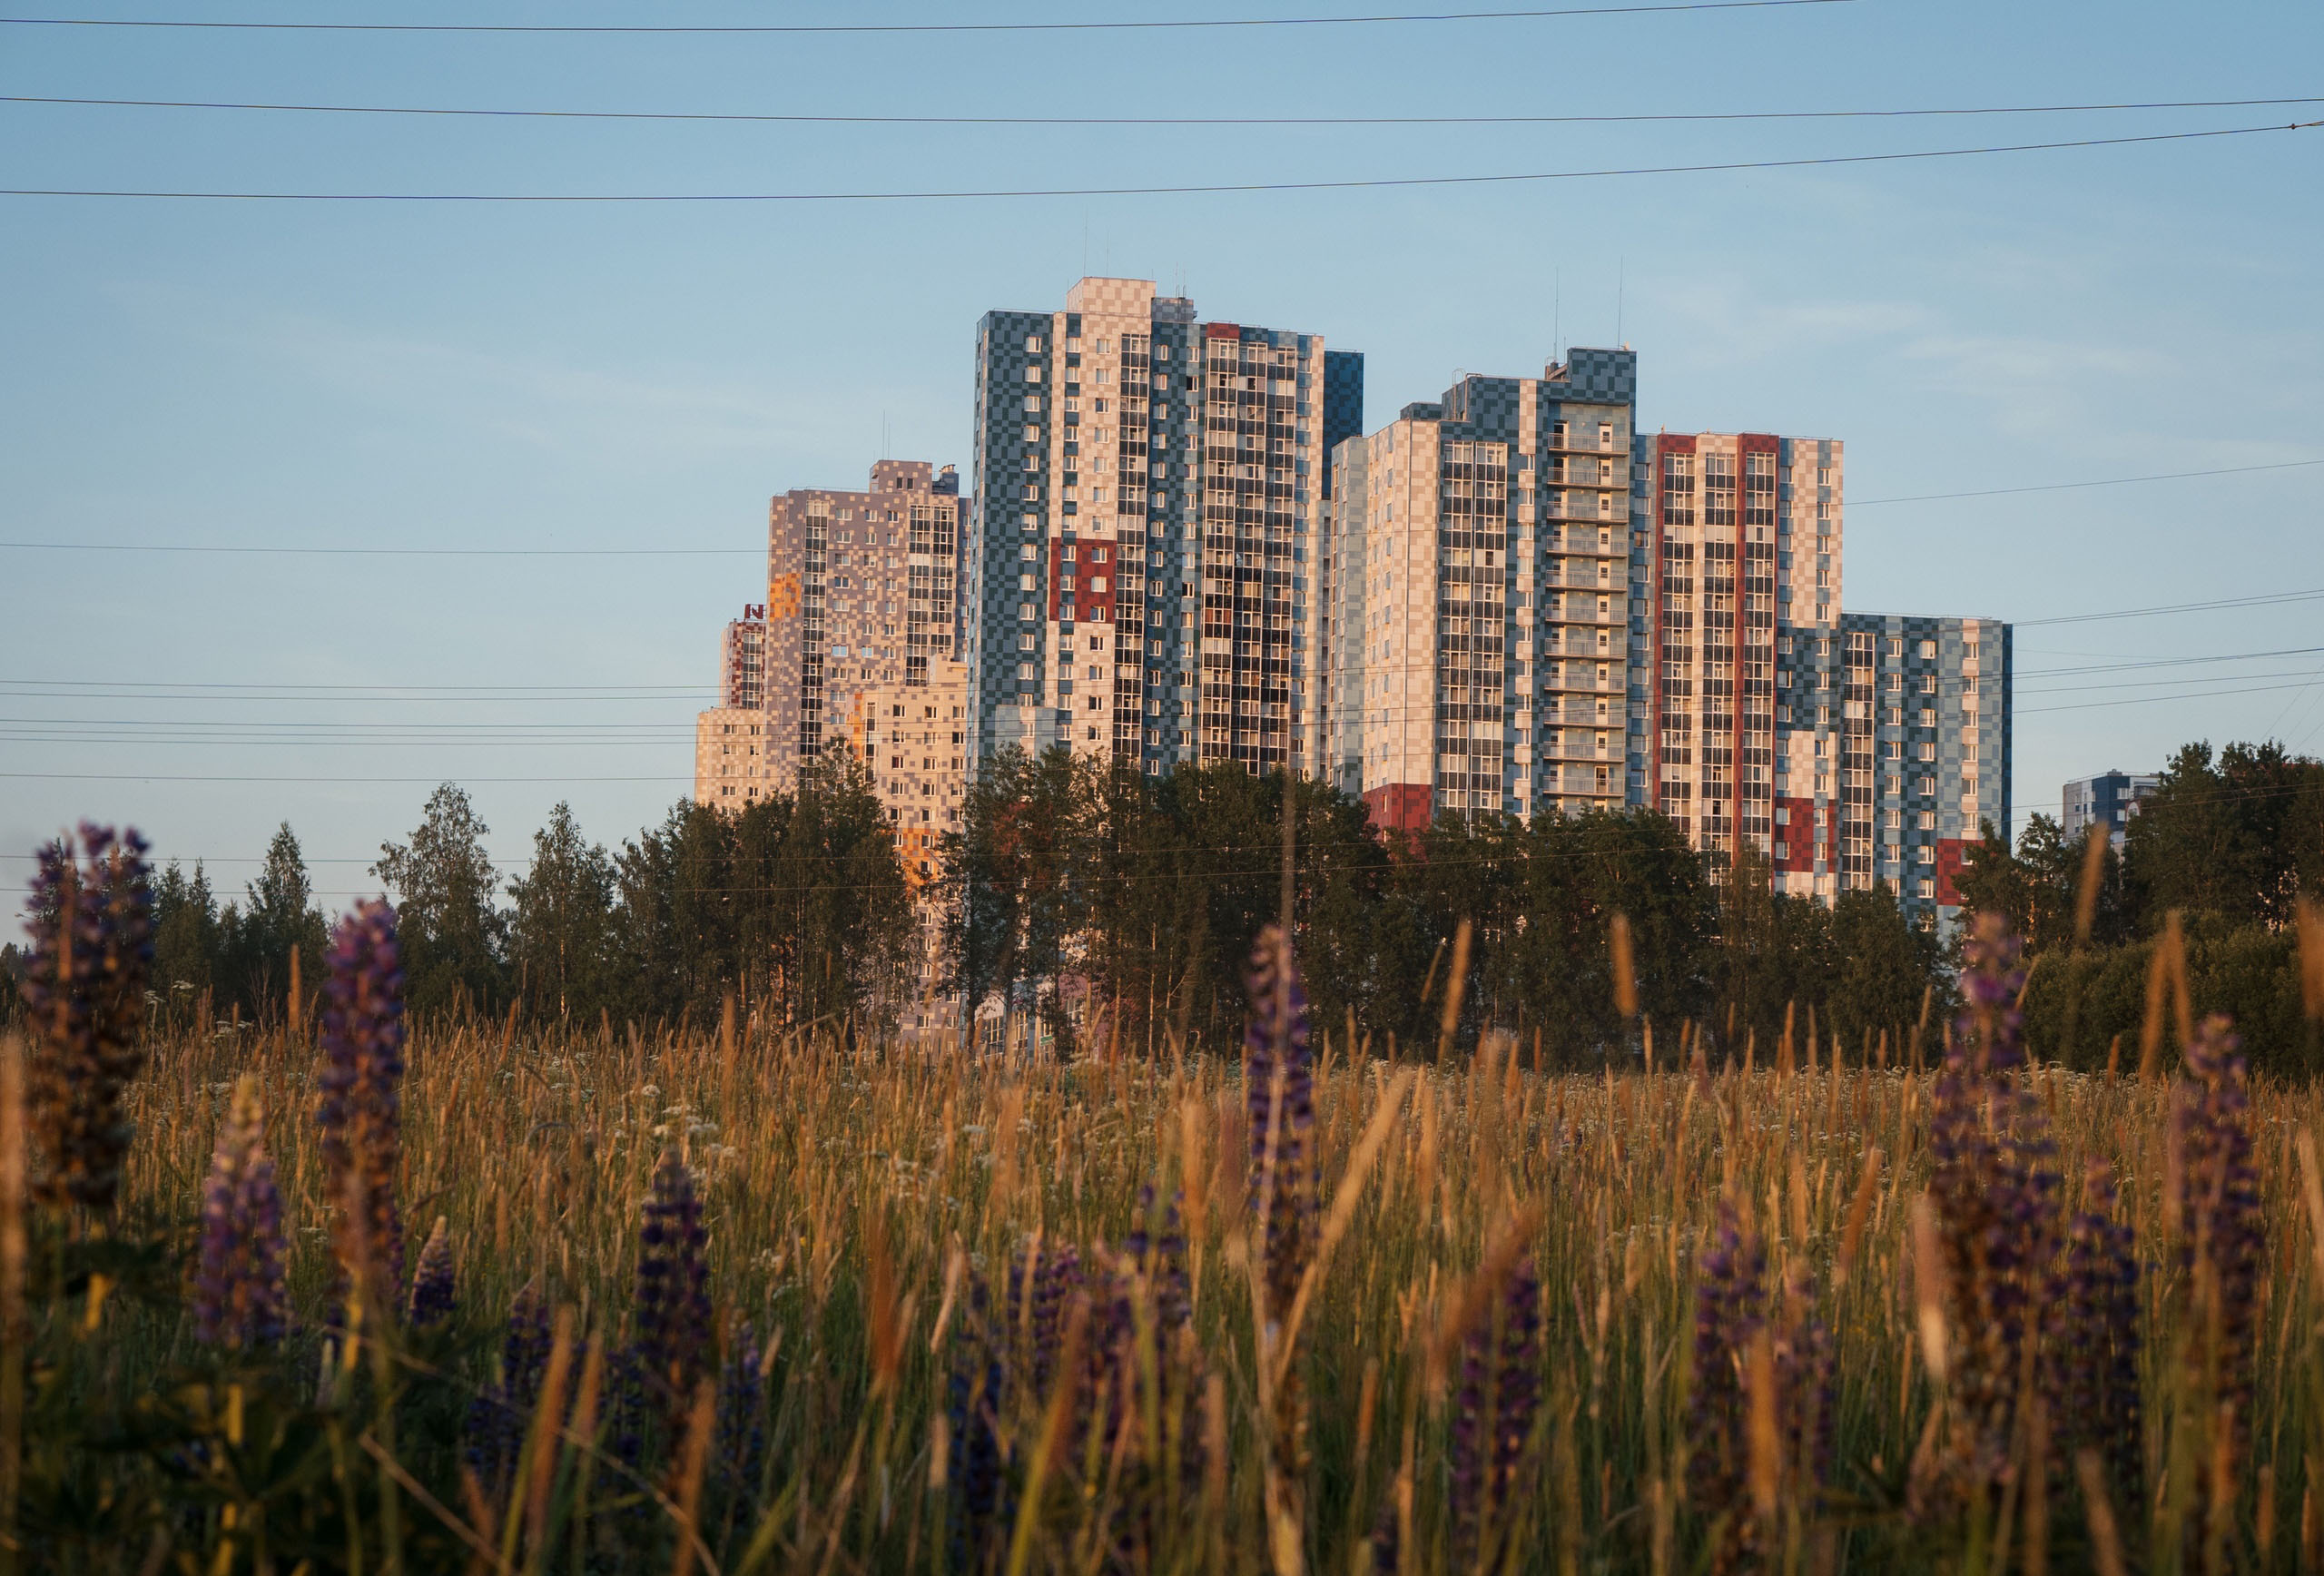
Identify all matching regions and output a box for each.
[316,899,407,1316]
[19,822,153,1213]
[192,1073,288,1350]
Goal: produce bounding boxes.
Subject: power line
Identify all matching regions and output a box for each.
[0,2,1854,35]
[2018,677,2324,715]
[0,680,710,696]
[5,120,2314,202]
[0,544,753,562]
[0,772,685,783]
[1852,456,2324,506]
[2015,586,2324,626]
[11,93,2318,129]
[2014,643,2324,679]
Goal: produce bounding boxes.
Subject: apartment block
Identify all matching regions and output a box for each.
[1824,613,2014,931]
[965,277,1361,780]
[720,609,769,709]
[833,656,972,883]
[1639,434,1840,866]
[694,708,776,808]
[763,459,965,788]
[2063,767,2157,851]
[1326,350,1639,831]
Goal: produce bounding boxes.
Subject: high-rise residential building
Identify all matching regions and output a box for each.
[2063,768,2157,851]
[694,708,776,808]
[1326,352,1640,830]
[965,277,1362,780]
[1827,613,2013,931]
[1637,434,1840,867]
[832,656,971,881]
[720,608,769,709]
[762,459,965,789]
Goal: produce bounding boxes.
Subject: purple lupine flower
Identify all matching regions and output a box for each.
[463,1285,550,1492]
[2048,1158,2142,1508]
[1772,1261,1836,1502]
[635,1148,713,1438]
[1368,1497,1400,1576]
[1448,1251,1545,1572]
[2174,1013,2264,1473]
[1910,912,2063,1523]
[1244,923,1315,1331]
[18,823,153,1212]
[1688,1197,1768,1571]
[1124,1183,1193,1335]
[946,1268,1009,1575]
[706,1317,770,1540]
[1005,1235,1086,1399]
[192,1073,288,1350]
[317,899,407,1317]
[407,1215,456,1330]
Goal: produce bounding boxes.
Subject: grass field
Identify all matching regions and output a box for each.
[5,919,2317,1576]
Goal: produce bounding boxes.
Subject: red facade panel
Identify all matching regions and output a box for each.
[1364,782,1433,835]
[1775,793,1817,872]
[1935,838,1970,907]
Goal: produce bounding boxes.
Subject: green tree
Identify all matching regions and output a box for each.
[2126,740,2324,933]
[229,822,329,1019]
[507,802,619,1023]
[1822,882,1944,1064]
[152,860,222,1015]
[374,783,507,1019]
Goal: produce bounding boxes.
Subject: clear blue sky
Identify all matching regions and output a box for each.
[4,0,2319,910]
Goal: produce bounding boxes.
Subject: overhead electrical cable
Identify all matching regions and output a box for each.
[7,93,2317,128]
[1852,456,2324,506]
[0,2,1855,35]
[4,119,2315,202]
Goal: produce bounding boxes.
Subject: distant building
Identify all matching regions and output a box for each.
[965,277,1363,781]
[1324,352,1640,830]
[763,459,966,788]
[694,707,776,809]
[1640,432,1841,866]
[719,611,768,710]
[832,657,970,1034]
[1829,613,2014,932]
[2063,768,2158,850]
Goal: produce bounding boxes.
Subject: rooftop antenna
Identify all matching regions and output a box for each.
[1617,256,1626,347]
[1553,268,1561,360]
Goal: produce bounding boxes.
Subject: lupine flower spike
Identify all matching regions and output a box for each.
[464,1286,551,1493]
[193,1073,289,1350]
[635,1147,713,1439]
[1910,912,2061,1523]
[944,1269,1009,1575]
[19,822,153,1213]
[1244,921,1315,1332]
[407,1216,456,1330]
[2173,1012,2263,1506]
[317,899,407,1319]
[2047,1158,2142,1511]
[1245,921,1317,1554]
[1447,1249,1545,1572]
[1689,1196,1769,1573]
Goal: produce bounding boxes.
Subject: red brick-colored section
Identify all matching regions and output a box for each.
[1774,794,1817,872]
[1364,783,1433,835]
[1935,837,1970,906]
[1049,540,1118,625]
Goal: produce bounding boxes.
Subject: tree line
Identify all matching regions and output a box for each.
[9,734,2315,1069]
[1953,738,2324,1078]
[1,754,918,1037]
[938,748,1945,1067]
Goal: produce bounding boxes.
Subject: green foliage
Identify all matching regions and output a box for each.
[373,783,508,1017]
[2126,739,2324,933]
[2021,915,2318,1078]
[938,750,1944,1067]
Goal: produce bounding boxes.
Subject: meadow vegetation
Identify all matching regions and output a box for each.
[5,821,2324,1575]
